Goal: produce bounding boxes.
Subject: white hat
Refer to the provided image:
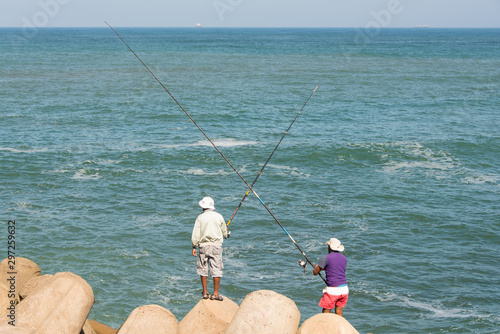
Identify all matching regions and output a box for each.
[325,238,344,252]
[199,196,215,210]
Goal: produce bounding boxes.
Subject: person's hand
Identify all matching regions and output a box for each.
[192,248,197,257]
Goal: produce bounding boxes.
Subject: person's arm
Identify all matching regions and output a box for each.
[220,215,229,239]
[313,264,323,276]
[313,255,327,276]
[191,218,200,256]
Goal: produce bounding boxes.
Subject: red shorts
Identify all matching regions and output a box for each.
[319,293,349,309]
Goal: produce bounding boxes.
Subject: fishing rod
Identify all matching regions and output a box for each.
[226,85,318,227]
[106,22,326,284]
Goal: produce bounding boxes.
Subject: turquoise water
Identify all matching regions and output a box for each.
[1,27,499,333]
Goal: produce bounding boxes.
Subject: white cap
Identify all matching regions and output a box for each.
[199,196,215,210]
[325,238,344,252]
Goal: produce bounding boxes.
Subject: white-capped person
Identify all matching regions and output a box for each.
[313,237,349,316]
[191,196,228,301]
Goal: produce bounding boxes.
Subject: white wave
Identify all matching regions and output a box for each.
[402,297,475,319]
[462,173,498,185]
[17,202,32,209]
[380,143,458,174]
[191,138,257,148]
[224,258,249,269]
[48,169,70,174]
[373,291,485,319]
[382,160,456,173]
[376,142,498,187]
[119,250,150,259]
[154,143,183,149]
[154,139,256,149]
[0,147,48,153]
[181,168,228,176]
[346,141,424,150]
[71,169,102,180]
[152,293,171,306]
[267,163,292,170]
[124,168,145,173]
[237,165,248,174]
[266,163,310,178]
[345,217,369,232]
[96,159,121,165]
[153,138,257,149]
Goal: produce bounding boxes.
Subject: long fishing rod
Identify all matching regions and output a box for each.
[226,85,318,227]
[106,22,326,284]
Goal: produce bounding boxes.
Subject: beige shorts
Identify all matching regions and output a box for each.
[196,244,223,277]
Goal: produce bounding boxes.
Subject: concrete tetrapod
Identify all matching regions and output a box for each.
[0,256,42,322]
[82,320,98,334]
[179,297,239,334]
[88,319,119,334]
[19,274,53,300]
[297,313,360,334]
[0,257,41,302]
[0,283,13,325]
[5,271,94,333]
[224,290,300,334]
[0,327,31,334]
[117,304,178,334]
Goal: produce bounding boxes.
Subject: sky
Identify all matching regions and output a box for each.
[1,0,499,28]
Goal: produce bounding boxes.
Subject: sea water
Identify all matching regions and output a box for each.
[1,27,499,333]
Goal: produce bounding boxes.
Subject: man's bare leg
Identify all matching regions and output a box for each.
[213,276,221,296]
[322,308,331,313]
[201,276,208,296]
[335,306,343,317]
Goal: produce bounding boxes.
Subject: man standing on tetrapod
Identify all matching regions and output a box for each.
[191,196,229,301]
[313,237,349,316]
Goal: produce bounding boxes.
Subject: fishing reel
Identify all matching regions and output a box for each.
[298,260,307,273]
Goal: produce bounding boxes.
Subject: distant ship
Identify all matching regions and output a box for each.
[195,23,201,28]
[414,24,430,28]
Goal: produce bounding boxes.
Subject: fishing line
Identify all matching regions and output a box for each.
[106,22,326,284]
[226,85,318,227]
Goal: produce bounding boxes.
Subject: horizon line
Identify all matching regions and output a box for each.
[1,25,499,29]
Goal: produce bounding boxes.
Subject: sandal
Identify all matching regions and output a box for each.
[210,294,223,301]
[202,292,210,299]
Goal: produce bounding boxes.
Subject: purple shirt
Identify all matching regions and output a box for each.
[318,251,347,287]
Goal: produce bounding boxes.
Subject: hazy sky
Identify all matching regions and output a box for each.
[2,0,499,28]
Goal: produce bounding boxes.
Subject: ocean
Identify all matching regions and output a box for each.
[1,27,499,333]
